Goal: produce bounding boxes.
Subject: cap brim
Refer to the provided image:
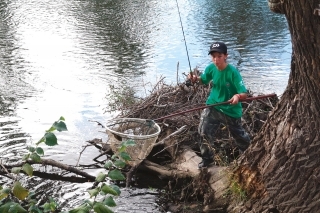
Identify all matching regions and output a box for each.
[208,49,225,55]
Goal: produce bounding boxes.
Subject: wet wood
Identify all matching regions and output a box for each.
[3,158,96,182]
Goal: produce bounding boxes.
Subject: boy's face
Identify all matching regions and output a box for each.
[210,52,228,69]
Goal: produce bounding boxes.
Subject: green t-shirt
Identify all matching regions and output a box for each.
[200,63,247,118]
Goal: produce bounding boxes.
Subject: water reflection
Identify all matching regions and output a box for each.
[171,0,291,95]
[0,0,291,211]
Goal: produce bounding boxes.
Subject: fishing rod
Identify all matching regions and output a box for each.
[153,93,277,121]
[175,0,192,73]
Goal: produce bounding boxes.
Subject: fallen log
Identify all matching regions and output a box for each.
[3,158,96,182]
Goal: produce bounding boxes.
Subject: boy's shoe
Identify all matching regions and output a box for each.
[198,158,214,169]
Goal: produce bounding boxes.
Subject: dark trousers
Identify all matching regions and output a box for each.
[198,107,250,160]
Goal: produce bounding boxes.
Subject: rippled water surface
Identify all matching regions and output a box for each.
[0,0,291,211]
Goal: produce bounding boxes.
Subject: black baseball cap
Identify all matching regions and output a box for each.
[208,42,227,55]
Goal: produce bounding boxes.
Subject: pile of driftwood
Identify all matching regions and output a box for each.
[101,76,279,212]
[111,76,278,166]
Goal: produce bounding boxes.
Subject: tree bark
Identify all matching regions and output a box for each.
[227,1,320,212]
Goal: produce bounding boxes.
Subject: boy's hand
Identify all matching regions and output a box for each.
[187,74,199,83]
[230,94,241,105]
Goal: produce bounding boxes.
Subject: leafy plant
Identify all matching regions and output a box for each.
[0,117,135,213]
[228,179,247,202]
[224,167,248,203]
[66,138,135,213]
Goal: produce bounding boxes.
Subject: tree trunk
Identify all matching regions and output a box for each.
[229,1,320,212]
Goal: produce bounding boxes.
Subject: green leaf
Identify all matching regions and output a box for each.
[28,146,36,153]
[121,139,135,147]
[83,199,94,207]
[117,145,126,153]
[42,203,50,211]
[100,184,118,196]
[42,202,57,212]
[36,147,44,155]
[2,188,11,194]
[0,202,11,212]
[108,170,125,181]
[42,197,58,211]
[0,202,28,213]
[109,185,121,196]
[113,160,126,168]
[22,163,33,176]
[103,196,117,207]
[0,193,8,200]
[0,188,9,200]
[68,204,91,213]
[11,167,21,174]
[0,201,18,212]
[119,152,131,161]
[30,153,41,162]
[28,205,42,213]
[104,161,113,169]
[53,120,68,132]
[11,204,28,213]
[22,154,30,161]
[93,202,114,213]
[95,172,107,182]
[88,188,99,198]
[44,132,58,146]
[12,181,29,200]
[59,116,65,121]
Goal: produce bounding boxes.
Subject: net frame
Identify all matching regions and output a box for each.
[106,118,161,167]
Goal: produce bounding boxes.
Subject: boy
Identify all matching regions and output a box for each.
[188,41,251,168]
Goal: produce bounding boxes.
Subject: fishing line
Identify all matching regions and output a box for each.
[175,0,192,72]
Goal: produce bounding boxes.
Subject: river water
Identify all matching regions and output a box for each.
[0,0,290,212]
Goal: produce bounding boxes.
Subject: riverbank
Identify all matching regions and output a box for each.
[105,78,278,212]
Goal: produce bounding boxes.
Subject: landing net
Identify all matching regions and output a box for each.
[105,118,161,167]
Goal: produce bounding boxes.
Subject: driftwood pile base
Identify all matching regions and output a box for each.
[106,78,279,212]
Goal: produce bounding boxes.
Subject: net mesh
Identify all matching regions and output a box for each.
[105,118,161,167]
